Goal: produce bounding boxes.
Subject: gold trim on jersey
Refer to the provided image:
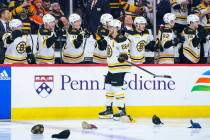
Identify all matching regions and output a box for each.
[36,55,55,64]
[93,53,107,63]
[159,54,174,57]
[93,52,107,63]
[183,47,200,63]
[109,2,120,8]
[159,58,174,63]
[5,55,26,60]
[115,93,125,100]
[108,62,131,71]
[130,55,145,63]
[106,92,115,99]
[63,52,84,63]
[4,55,27,64]
[159,54,174,63]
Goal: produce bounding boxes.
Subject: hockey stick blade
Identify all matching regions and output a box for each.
[154,75,172,79]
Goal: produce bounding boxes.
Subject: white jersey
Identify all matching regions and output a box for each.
[195,3,210,29]
[182,27,201,63]
[105,35,131,73]
[158,26,177,64]
[3,33,30,64]
[36,28,55,64]
[170,0,189,25]
[128,29,153,64]
[62,30,84,63]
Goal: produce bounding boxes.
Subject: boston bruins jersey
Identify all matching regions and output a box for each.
[62,29,84,63]
[105,35,131,73]
[195,2,210,59]
[128,29,153,64]
[36,27,55,64]
[123,0,144,17]
[158,26,177,64]
[109,0,143,18]
[3,33,30,64]
[195,2,210,34]
[93,26,109,64]
[182,27,201,63]
[170,0,189,25]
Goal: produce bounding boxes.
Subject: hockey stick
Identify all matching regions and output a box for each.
[126,60,172,79]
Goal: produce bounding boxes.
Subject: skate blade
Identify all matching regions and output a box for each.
[99,114,113,119]
[113,117,120,121]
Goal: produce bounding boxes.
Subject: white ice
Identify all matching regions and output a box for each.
[0,118,210,140]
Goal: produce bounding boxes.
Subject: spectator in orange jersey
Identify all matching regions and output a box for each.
[29,0,47,26]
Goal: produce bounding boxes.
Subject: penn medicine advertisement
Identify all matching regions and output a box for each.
[11,66,210,109]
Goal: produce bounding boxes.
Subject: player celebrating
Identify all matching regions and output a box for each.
[3,19,33,64]
[170,0,190,34]
[180,14,207,64]
[96,19,131,121]
[157,13,184,64]
[93,13,113,64]
[194,0,210,63]
[36,14,62,64]
[128,16,155,64]
[62,13,85,64]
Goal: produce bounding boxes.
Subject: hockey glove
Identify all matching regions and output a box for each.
[118,53,128,63]
[84,29,91,38]
[145,41,156,51]
[46,34,57,48]
[55,29,65,38]
[26,46,36,64]
[192,37,201,48]
[97,39,107,51]
[73,34,83,49]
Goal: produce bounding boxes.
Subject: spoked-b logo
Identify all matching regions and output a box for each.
[34,75,54,98]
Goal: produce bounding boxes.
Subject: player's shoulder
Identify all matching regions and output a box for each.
[143,29,150,35]
[39,26,51,35]
[160,25,173,33]
[68,27,80,35]
[98,26,109,36]
[183,27,195,34]
[115,34,127,43]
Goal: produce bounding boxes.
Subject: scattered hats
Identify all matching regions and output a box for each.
[152,115,164,125]
[120,115,137,123]
[188,120,202,129]
[31,124,44,134]
[82,121,98,129]
[52,129,70,139]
